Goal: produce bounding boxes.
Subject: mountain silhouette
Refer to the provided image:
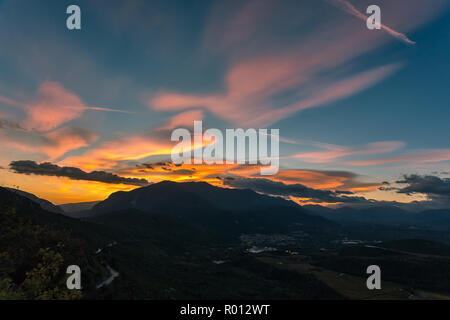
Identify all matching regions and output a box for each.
[5,187,64,214]
[91,180,335,237]
[93,180,296,212]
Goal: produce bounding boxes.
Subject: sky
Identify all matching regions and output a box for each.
[1,0,450,208]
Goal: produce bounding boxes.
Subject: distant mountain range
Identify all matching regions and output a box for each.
[5,187,64,214]
[59,201,100,213]
[3,182,450,299]
[9,180,450,235]
[305,204,450,231]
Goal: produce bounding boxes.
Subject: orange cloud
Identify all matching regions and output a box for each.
[61,134,174,171]
[117,162,243,184]
[2,158,381,205]
[41,127,98,160]
[116,161,380,195]
[20,82,86,132]
[0,125,98,160]
[272,169,380,193]
[289,196,342,207]
[60,129,211,171]
[274,170,350,190]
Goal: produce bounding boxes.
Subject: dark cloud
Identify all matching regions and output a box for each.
[136,162,175,171]
[334,190,353,195]
[220,176,372,204]
[378,186,398,191]
[374,174,450,210]
[138,163,154,169]
[134,161,196,175]
[271,168,381,192]
[0,119,24,131]
[169,169,196,175]
[155,162,172,166]
[9,160,149,186]
[396,174,450,201]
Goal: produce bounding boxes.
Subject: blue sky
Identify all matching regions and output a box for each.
[1,0,450,205]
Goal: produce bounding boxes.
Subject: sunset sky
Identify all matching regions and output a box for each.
[0,0,450,207]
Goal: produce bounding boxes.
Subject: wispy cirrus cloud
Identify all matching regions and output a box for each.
[0,95,23,107]
[348,149,450,166]
[293,141,405,163]
[272,169,381,192]
[1,82,131,132]
[149,0,448,127]
[0,126,98,160]
[327,0,415,45]
[150,62,400,127]
[157,109,204,131]
[60,133,175,171]
[149,0,412,127]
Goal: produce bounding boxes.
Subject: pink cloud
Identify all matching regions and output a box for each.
[0,126,98,160]
[60,134,176,171]
[328,0,415,45]
[60,126,213,171]
[22,82,87,132]
[41,127,98,160]
[0,95,23,107]
[249,63,401,126]
[151,62,400,127]
[157,109,204,130]
[2,82,131,132]
[150,0,447,127]
[205,0,276,53]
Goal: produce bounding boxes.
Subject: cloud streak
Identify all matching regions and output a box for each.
[150,0,447,127]
[348,149,450,166]
[0,126,98,160]
[9,160,149,186]
[327,0,416,45]
[220,176,372,205]
[293,141,405,163]
[1,82,131,132]
[273,169,381,192]
[157,109,204,131]
[150,0,413,127]
[151,62,400,127]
